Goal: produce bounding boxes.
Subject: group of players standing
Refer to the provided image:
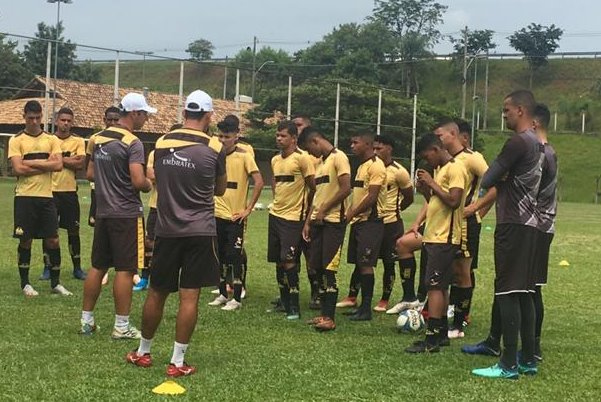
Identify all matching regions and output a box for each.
[8,87,556,379]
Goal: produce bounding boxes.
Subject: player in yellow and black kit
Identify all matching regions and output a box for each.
[405,133,466,353]
[342,132,387,322]
[39,107,87,281]
[8,100,70,297]
[268,120,315,320]
[208,116,264,311]
[298,127,351,331]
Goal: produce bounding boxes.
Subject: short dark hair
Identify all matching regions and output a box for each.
[433,117,457,131]
[351,132,375,143]
[505,89,536,116]
[104,106,120,116]
[534,103,551,130]
[217,114,240,133]
[293,114,312,124]
[416,133,443,154]
[24,100,42,114]
[454,118,471,135]
[57,107,73,117]
[374,134,395,149]
[277,120,298,136]
[298,126,324,146]
[184,110,209,121]
[169,123,183,131]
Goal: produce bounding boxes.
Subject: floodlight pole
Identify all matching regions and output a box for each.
[48,0,72,132]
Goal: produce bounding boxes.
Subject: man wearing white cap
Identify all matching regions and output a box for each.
[127,90,227,377]
[80,92,154,339]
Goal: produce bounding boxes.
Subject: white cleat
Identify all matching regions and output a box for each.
[241,287,246,299]
[23,284,39,297]
[385,300,420,315]
[448,329,465,339]
[51,284,73,296]
[221,299,242,311]
[208,294,228,306]
[111,325,141,340]
[210,288,220,295]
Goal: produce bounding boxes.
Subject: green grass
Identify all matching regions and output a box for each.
[0,179,599,401]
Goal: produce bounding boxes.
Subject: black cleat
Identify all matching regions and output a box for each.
[348,309,372,321]
[405,340,440,353]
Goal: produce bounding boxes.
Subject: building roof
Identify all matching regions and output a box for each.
[0,76,253,135]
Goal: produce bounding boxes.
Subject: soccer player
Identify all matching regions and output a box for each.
[268,120,315,320]
[466,90,544,379]
[434,119,488,338]
[372,135,414,312]
[8,100,70,296]
[208,116,264,310]
[405,133,466,353]
[80,93,154,339]
[532,103,557,361]
[299,127,351,331]
[127,90,226,377]
[344,132,387,321]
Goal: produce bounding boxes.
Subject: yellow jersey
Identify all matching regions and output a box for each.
[215,146,259,220]
[382,161,413,224]
[350,155,387,224]
[52,134,85,192]
[271,149,315,221]
[310,148,351,223]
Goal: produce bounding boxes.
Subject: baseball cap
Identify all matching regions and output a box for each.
[185,90,213,112]
[119,93,157,114]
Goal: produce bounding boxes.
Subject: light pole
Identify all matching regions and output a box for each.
[251,60,274,102]
[135,51,154,86]
[47,0,72,133]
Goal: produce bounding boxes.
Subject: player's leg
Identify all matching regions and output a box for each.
[386,231,422,314]
[278,218,303,319]
[135,207,157,291]
[375,223,399,312]
[337,223,360,308]
[222,221,244,310]
[61,192,85,280]
[449,256,473,338]
[208,218,229,306]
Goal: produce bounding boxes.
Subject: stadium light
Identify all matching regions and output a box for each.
[251,60,274,102]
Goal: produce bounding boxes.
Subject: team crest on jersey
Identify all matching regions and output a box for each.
[95,144,112,161]
[14,226,24,236]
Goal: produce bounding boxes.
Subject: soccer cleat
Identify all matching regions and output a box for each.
[39,267,50,281]
[405,340,440,353]
[210,288,220,295]
[111,325,142,340]
[518,361,538,376]
[51,284,73,296]
[80,321,98,335]
[132,278,148,292]
[385,299,419,315]
[472,363,519,380]
[461,341,501,357]
[348,309,372,321]
[22,284,39,297]
[126,350,152,368]
[447,304,455,318]
[208,295,228,306]
[308,296,321,310]
[306,316,326,326]
[439,336,451,347]
[286,308,301,320]
[373,299,388,312]
[241,287,247,299]
[221,299,241,311]
[166,363,197,377]
[73,268,87,280]
[336,296,357,308]
[314,317,336,331]
[448,329,465,339]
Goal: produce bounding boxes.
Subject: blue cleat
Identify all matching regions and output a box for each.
[39,267,50,281]
[73,268,87,280]
[518,360,538,376]
[472,363,519,380]
[461,341,501,357]
[133,278,148,291]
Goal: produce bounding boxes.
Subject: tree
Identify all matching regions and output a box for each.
[231,46,291,99]
[186,38,214,61]
[70,60,101,83]
[0,34,33,100]
[23,22,77,79]
[451,29,496,57]
[508,23,563,88]
[370,0,447,96]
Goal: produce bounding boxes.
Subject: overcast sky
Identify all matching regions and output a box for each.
[1,0,599,61]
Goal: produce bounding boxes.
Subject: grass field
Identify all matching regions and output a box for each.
[0,179,600,401]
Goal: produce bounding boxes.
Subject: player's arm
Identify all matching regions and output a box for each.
[10,156,44,176]
[62,155,85,171]
[146,162,155,183]
[397,168,414,211]
[465,187,497,218]
[24,153,63,172]
[315,173,351,223]
[215,172,227,196]
[302,205,315,242]
[400,186,414,211]
[407,201,428,237]
[130,163,152,193]
[86,159,95,182]
[481,136,526,189]
[417,168,463,209]
[232,170,264,222]
[304,175,316,208]
[346,184,381,222]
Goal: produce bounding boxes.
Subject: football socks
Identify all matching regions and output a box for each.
[47,247,61,288]
[18,245,31,288]
[381,260,395,301]
[399,257,417,301]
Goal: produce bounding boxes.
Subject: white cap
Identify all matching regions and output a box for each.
[119,92,157,114]
[185,90,213,112]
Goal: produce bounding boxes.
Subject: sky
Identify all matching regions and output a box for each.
[1,0,600,61]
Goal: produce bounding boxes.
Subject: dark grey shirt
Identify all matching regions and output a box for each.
[537,143,558,233]
[91,127,145,218]
[154,129,226,237]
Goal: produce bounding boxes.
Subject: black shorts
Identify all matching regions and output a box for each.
[13,196,58,239]
[91,217,145,271]
[267,214,303,264]
[146,207,157,240]
[216,218,244,265]
[493,223,538,294]
[150,235,220,292]
[379,220,404,262]
[423,243,459,290]
[53,191,80,231]
[347,219,384,267]
[534,231,554,286]
[88,188,96,227]
[308,221,346,273]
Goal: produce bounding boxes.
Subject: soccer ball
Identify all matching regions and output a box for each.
[396,309,425,333]
[253,202,265,211]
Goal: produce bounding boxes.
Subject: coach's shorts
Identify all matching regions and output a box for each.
[88,188,96,227]
[309,221,346,273]
[13,196,58,239]
[150,235,220,292]
[92,217,144,271]
[347,219,384,267]
[493,223,538,294]
[534,231,554,286]
[267,214,303,264]
[146,207,157,240]
[379,220,404,262]
[423,243,460,290]
[53,191,80,231]
[216,217,244,265]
